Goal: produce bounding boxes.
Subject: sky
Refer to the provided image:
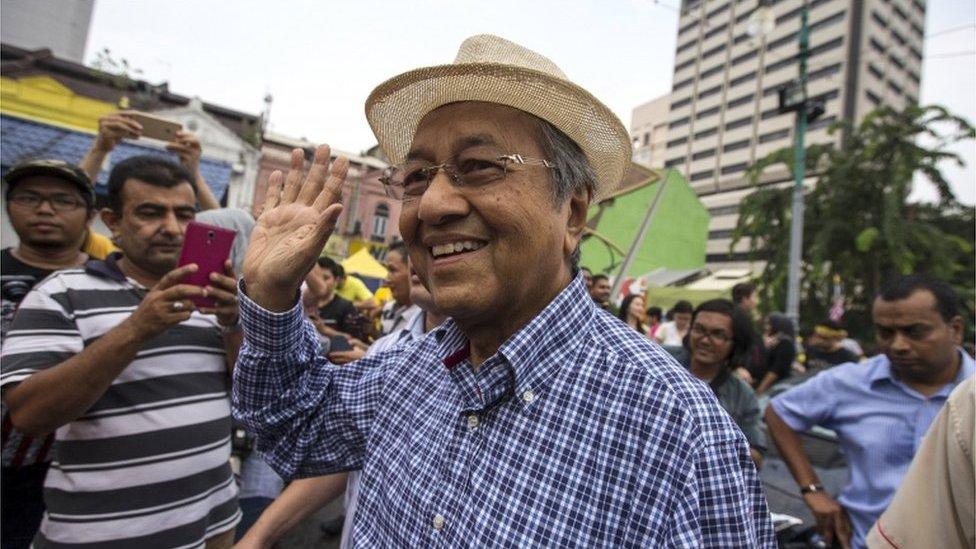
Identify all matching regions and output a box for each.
[86,0,975,204]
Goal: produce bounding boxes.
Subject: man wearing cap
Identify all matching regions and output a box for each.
[234,35,774,547]
[0,160,99,548]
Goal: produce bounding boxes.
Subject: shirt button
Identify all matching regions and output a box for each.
[522,389,535,403]
[467,415,479,429]
[433,514,445,531]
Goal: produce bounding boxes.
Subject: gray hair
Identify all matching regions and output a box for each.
[533,118,596,270]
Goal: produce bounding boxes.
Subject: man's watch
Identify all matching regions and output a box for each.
[800,484,825,495]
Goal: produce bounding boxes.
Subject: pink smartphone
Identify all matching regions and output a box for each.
[177,221,237,309]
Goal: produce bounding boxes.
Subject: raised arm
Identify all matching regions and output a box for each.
[79,112,143,181]
[166,131,220,211]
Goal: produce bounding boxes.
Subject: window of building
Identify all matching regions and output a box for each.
[697,105,721,119]
[908,69,921,84]
[810,11,846,32]
[733,33,751,44]
[671,97,692,110]
[698,85,722,99]
[911,0,925,13]
[679,19,700,34]
[870,37,886,54]
[909,45,923,61]
[871,11,888,28]
[708,204,739,216]
[700,64,725,80]
[730,71,756,88]
[643,133,650,145]
[665,157,686,168]
[706,2,730,20]
[759,128,790,143]
[768,31,799,51]
[673,77,694,91]
[892,5,909,21]
[695,126,718,139]
[721,162,749,175]
[675,58,696,72]
[709,229,735,239]
[371,203,390,242]
[906,93,918,104]
[735,8,753,24]
[891,29,907,47]
[669,116,691,129]
[667,136,688,148]
[691,169,715,181]
[692,148,717,160]
[867,62,884,80]
[809,63,842,82]
[910,20,924,39]
[677,40,698,54]
[731,50,754,66]
[725,116,753,131]
[723,138,750,152]
[866,90,882,106]
[704,22,729,40]
[887,80,904,95]
[761,107,783,120]
[727,93,755,109]
[701,44,725,59]
[808,115,837,131]
[889,54,905,70]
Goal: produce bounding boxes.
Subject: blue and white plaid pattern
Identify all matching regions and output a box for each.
[234,276,775,547]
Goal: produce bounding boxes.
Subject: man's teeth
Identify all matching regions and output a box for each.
[431,241,485,257]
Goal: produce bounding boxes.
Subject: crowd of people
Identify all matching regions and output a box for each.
[0,33,972,549]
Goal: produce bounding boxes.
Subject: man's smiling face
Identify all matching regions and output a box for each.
[398,102,583,329]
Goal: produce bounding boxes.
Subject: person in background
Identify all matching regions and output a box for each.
[753,313,796,394]
[1,160,99,549]
[195,208,256,275]
[732,281,759,313]
[588,273,614,313]
[804,320,859,374]
[682,299,766,468]
[655,300,693,346]
[1,155,242,547]
[334,268,378,313]
[866,376,974,549]
[766,274,973,549]
[378,242,420,336]
[579,266,593,291]
[616,294,648,334]
[309,257,371,359]
[79,111,221,210]
[646,306,663,339]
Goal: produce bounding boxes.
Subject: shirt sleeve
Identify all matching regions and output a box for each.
[232,281,389,479]
[736,384,767,453]
[770,368,840,432]
[1,279,84,388]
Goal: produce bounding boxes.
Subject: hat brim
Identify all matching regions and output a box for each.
[365,63,631,202]
[3,164,95,204]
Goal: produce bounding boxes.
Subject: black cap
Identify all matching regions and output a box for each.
[3,159,96,207]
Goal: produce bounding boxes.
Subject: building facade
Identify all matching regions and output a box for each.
[1,0,94,63]
[666,0,925,267]
[255,133,398,248]
[631,94,671,168]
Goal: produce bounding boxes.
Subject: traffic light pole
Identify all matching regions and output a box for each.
[786,6,809,325]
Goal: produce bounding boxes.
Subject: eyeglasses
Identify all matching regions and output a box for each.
[379,154,557,202]
[690,323,732,343]
[9,192,86,212]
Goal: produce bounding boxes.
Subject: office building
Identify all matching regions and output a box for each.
[666,0,925,267]
[631,94,671,168]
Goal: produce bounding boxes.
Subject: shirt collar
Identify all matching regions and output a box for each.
[85,251,127,282]
[869,348,976,396]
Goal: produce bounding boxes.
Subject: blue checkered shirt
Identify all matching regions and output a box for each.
[233,276,775,547]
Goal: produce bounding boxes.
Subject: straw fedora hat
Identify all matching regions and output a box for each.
[365,34,631,202]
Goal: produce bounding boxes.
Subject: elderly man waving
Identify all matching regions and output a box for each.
[234,35,774,547]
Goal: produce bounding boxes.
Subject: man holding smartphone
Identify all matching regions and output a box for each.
[1,156,242,547]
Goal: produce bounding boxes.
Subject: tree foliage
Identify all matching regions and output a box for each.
[733,104,976,343]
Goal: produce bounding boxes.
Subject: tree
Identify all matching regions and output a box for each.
[733,104,975,343]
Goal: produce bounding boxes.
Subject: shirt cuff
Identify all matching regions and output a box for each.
[238,278,306,353]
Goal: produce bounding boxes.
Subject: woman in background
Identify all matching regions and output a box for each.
[617,294,649,335]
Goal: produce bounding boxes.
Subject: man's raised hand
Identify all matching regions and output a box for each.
[243,145,348,311]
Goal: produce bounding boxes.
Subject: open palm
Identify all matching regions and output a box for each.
[243,145,349,311]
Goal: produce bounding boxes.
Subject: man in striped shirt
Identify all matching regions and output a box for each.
[1,156,241,548]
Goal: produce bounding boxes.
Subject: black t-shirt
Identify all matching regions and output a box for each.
[1,248,54,342]
[764,338,796,382]
[805,346,858,373]
[316,294,358,335]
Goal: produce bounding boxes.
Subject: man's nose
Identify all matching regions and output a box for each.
[160,211,183,235]
[34,198,57,215]
[416,169,469,226]
[889,331,912,354]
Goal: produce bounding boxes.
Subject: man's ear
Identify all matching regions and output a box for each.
[100,208,121,240]
[563,186,591,258]
[949,315,964,345]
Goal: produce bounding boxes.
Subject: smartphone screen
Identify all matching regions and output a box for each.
[177,221,237,309]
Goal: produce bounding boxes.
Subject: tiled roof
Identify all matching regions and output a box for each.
[0,114,232,200]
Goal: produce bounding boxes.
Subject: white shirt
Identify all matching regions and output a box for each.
[655,321,686,346]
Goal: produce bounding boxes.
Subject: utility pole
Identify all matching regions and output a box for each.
[785,7,809,324]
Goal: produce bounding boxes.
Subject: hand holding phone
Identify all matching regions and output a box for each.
[177,221,237,309]
[124,111,182,141]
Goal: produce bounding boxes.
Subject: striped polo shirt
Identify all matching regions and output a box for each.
[0,254,239,548]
